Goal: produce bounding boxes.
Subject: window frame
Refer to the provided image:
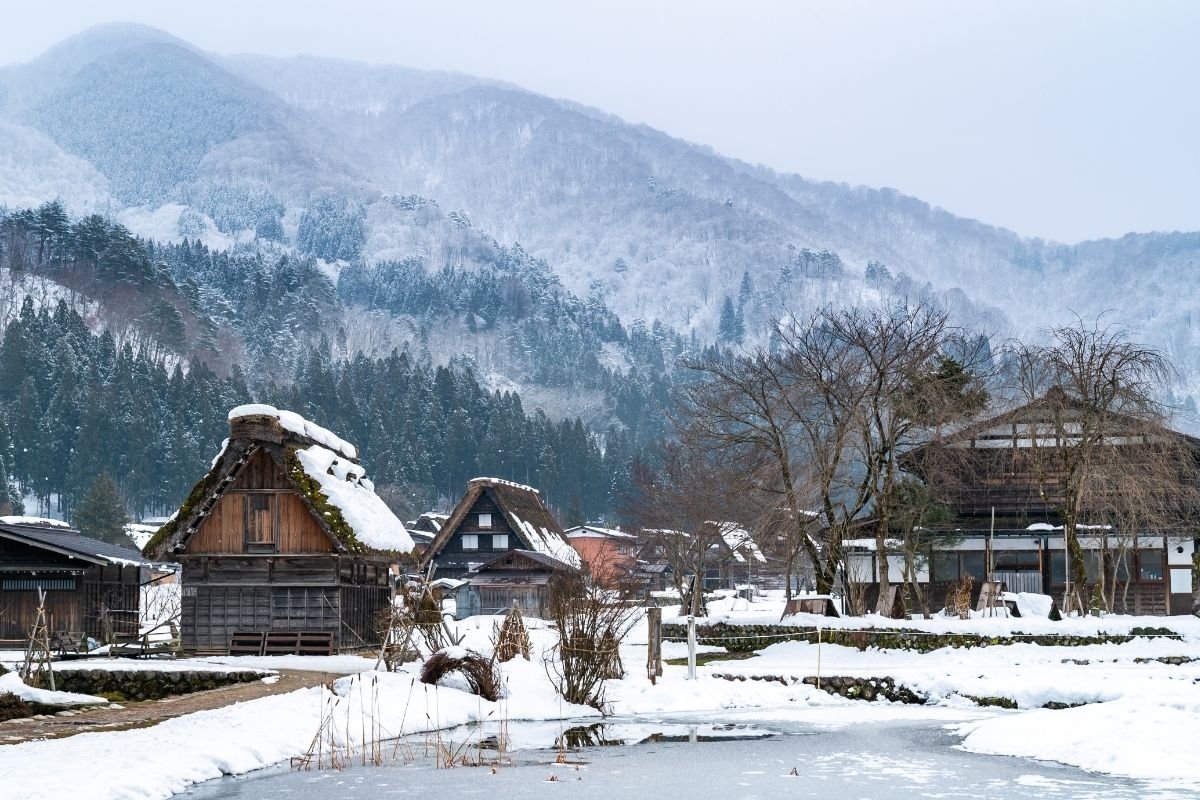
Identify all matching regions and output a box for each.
[478,513,493,529]
[492,533,509,551]
[461,533,480,551]
[243,491,278,553]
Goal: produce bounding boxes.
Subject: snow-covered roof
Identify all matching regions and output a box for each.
[468,476,540,494]
[508,512,581,568]
[294,444,413,553]
[425,477,580,570]
[145,406,412,557]
[564,524,637,540]
[0,515,70,528]
[229,403,358,461]
[125,522,160,550]
[712,522,767,563]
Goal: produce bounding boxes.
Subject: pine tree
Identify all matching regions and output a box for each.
[738,270,753,306]
[74,473,132,548]
[717,296,745,344]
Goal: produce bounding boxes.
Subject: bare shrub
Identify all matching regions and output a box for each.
[0,692,32,722]
[420,647,501,702]
[544,569,639,710]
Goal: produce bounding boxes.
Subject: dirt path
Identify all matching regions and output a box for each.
[0,669,340,745]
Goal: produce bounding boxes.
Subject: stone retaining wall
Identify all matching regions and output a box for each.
[663,622,1180,653]
[47,668,265,701]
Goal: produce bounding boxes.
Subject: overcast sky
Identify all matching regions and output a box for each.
[4,1,1198,243]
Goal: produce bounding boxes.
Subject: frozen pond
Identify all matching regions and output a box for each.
[181,717,1189,800]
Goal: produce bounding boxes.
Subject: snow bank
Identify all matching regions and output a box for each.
[294,444,413,552]
[0,687,326,800]
[957,695,1200,786]
[0,671,106,705]
[0,652,597,800]
[687,607,1200,639]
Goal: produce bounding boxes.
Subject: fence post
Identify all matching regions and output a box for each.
[646,607,663,685]
[686,614,697,680]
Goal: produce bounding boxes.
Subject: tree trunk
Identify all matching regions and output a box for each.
[1192,539,1200,617]
[1065,523,1088,614]
[874,522,891,615]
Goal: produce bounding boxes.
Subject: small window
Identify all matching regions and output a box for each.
[461,534,479,551]
[932,552,959,581]
[1137,550,1164,582]
[960,552,986,580]
[492,534,509,550]
[245,494,276,551]
[478,513,492,529]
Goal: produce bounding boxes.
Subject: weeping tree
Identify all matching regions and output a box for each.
[1011,318,1195,613]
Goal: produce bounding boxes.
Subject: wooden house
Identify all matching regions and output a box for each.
[0,517,149,645]
[700,521,769,591]
[452,549,575,619]
[144,404,414,653]
[422,477,580,579]
[896,390,1200,614]
[564,524,638,586]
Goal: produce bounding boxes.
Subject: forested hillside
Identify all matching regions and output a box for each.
[0,202,658,523]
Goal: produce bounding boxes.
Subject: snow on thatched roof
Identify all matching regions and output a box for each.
[229,404,357,460]
[145,406,412,558]
[709,521,767,564]
[293,444,412,552]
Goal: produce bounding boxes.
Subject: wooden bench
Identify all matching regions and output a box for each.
[230,630,335,657]
[50,630,87,655]
[229,631,267,656]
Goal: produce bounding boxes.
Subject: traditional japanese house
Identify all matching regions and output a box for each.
[564,524,638,586]
[894,389,1200,615]
[423,477,579,579]
[700,521,770,591]
[143,405,414,653]
[405,512,449,557]
[0,517,150,645]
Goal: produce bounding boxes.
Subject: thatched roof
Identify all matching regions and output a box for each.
[143,405,412,559]
[423,477,579,569]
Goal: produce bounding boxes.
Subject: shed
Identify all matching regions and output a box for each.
[143,404,414,653]
[453,549,575,619]
[0,517,150,645]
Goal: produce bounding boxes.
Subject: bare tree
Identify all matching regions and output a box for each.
[679,302,986,606]
[623,438,753,614]
[1011,318,1187,612]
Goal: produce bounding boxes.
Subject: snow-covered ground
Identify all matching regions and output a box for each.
[3,601,1199,797]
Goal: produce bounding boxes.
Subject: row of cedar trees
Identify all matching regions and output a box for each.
[625,301,1200,617]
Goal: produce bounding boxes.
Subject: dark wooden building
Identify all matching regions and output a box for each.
[453,549,575,619]
[0,518,149,645]
[898,391,1200,615]
[423,477,580,579]
[144,405,414,653]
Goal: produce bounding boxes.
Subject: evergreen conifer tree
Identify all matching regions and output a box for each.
[74,473,132,548]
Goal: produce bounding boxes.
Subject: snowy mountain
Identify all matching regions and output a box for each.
[2,24,1199,410]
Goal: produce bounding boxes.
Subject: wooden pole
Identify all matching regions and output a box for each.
[686,614,696,680]
[646,607,662,685]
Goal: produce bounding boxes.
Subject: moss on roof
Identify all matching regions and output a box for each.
[284,447,367,554]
